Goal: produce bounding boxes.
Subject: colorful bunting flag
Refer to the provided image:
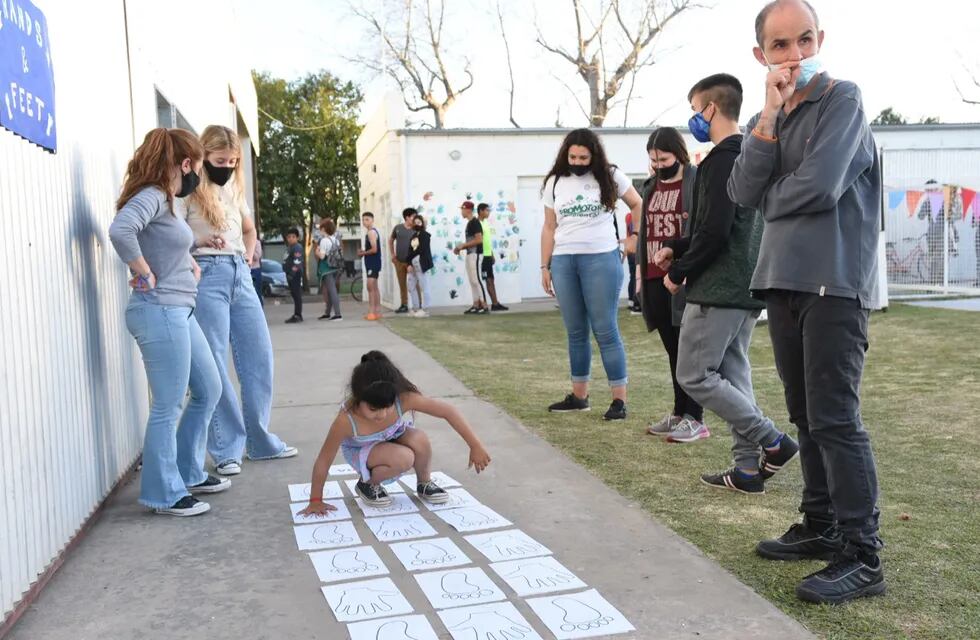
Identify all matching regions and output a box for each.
[962,188,977,221]
[927,192,944,220]
[906,191,924,218]
[887,191,906,211]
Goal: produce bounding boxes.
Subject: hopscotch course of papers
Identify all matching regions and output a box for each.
[286,468,635,638]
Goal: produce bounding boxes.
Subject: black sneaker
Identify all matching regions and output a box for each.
[477,307,490,315]
[188,475,231,494]
[395,305,409,314]
[355,480,393,507]
[756,523,844,561]
[285,315,303,324]
[463,307,478,314]
[759,433,801,479]
[329,316,343,322]
[416,481,450,504]
[318,313,331,320]
[603,399,627,421]
[796,554,885,604]
[491,303,509,311]
[154,495,210,517]
[700,468,765,495]
[548,394,590,413]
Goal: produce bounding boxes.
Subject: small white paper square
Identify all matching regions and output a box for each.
[438,602,545,640]
[489,556,588,597]
[309,545,389,583]
[347,615,440,640]
[354,493,420,518]
[288,481,343,502]
[464,529,552,562]
[525,589,635,639]
[289,500,351,524]
[329,463,358,476]
[413,567,506,609]
[293,521,361,551]
[433,506,512,532]
[401,471,461,491]
[419,487,483,512]
[366,513,438,542]
[321,577,413,622]
[389,537,472,572]
[344,478,406,495]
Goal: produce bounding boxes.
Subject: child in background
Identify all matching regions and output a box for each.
[283,228,304,323]
[299,351,491,513]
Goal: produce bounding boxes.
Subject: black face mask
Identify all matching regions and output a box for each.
[656,161,680,181]
[569,164,591,177]
[176,168,201,198]
[204,161,234,186]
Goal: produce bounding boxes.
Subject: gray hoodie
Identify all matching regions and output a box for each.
[727,73,881,309]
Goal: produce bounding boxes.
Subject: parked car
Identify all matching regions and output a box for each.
[260,259,289,297]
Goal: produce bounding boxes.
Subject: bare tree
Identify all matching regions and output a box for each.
[955,68,980,105]
[350,0,474,128]
[496,1,520,128]
[536,0,697,127]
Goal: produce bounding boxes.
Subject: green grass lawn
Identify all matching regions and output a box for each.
[387,303,979,640]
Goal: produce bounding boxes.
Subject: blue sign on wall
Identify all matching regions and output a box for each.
[0,0,56,152]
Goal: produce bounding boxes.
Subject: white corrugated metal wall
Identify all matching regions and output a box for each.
[0,0,260,624]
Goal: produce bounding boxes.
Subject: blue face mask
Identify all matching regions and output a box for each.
[688,106,712,143]
[768,55,822,90]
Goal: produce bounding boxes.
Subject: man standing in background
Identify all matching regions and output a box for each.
[478,203,508,311]
[389,208,417,313]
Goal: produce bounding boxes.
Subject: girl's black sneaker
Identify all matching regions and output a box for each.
[416,481,450,504]
[356,480,393,507]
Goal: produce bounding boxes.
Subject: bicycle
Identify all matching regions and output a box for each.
[341,260,363,302]
[886,233,928,283]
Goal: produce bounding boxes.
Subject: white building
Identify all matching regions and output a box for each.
[0,0,258,628]
[358,96,980,308]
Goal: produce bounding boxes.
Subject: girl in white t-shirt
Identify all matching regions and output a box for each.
[540,128,643,421]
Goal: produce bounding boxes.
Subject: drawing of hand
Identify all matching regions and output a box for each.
[334,587,398,618]
[375,520,423,539]
[374,620,421,640]
[311,525,354,545]
[552,597,613,632]
[330,550,379,574]
[409,542,456,566]
[450,611,535,640]
[504,562,576,590]
[440,572,494,600]
[451,508,494,528]
[483,534,542,558]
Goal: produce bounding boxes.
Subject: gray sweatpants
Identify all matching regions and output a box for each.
[676,304,779,470]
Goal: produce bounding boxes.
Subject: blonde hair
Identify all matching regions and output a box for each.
[117,128,203,211]
[188,125,247,230]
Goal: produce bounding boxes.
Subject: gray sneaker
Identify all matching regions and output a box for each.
[646,414,681,436]
[666,416,710,443]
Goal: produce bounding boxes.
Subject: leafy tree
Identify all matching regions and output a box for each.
[871,107,906,125]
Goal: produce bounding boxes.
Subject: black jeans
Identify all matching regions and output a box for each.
[288,276,303,318]
[642,277,703,420]
[627,254,637,304]
[766,291,882,555]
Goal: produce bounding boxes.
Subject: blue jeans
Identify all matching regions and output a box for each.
[195,256,286,464]
[550,250,628,387]
[125,299,220,508]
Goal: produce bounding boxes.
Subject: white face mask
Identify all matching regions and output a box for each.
[764,53,823,90]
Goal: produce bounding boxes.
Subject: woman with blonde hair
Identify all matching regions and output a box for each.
[108,128,228,517]
[176,124,297,477]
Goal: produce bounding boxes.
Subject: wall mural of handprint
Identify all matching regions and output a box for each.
[310,545,389,583]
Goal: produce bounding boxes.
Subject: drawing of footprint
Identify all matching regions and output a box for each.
[331,550,379,574]
[312,524,354,545]
[374,619,420,640]
[552,597,614,632]
[410,542,456,566]
[440,572,494,600]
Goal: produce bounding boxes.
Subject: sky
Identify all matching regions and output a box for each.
[235,0,980,129]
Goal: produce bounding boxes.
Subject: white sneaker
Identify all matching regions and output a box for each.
[215,461,241,476]
[272,445,299,459]
[414,309,429,318]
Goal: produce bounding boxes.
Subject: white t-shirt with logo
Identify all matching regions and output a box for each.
[542,167,632,255]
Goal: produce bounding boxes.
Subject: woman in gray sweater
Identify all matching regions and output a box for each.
[109,128,229,517]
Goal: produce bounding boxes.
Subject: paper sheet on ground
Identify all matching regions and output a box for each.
[329,463,357,476]
[438,602,545,640]
[433,505,512,532]
[366,513,438,542]
[413,567,506,609]
[464,529,552,562]
[321,577,414,623]
[293,521,361,551]
[310,545,389,583]
[289,500,351,524]
[288,481,343,502]
[525,589,635,639]
[418,487,482,512]
[344,478,406,495]
[347,615,440,640]
[354,493,419,518]
[489,556,588,597]
[389,537,472,571]
[400,471,461,491]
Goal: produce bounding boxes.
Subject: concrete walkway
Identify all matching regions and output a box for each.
[9,300,814,640]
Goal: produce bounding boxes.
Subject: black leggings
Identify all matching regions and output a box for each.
[288,276,303,318]
[642,278,703,420]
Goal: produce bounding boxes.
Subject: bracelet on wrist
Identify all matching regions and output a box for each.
[308,497,323,503]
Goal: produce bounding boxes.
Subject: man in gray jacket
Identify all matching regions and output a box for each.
[728,0,884,605]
